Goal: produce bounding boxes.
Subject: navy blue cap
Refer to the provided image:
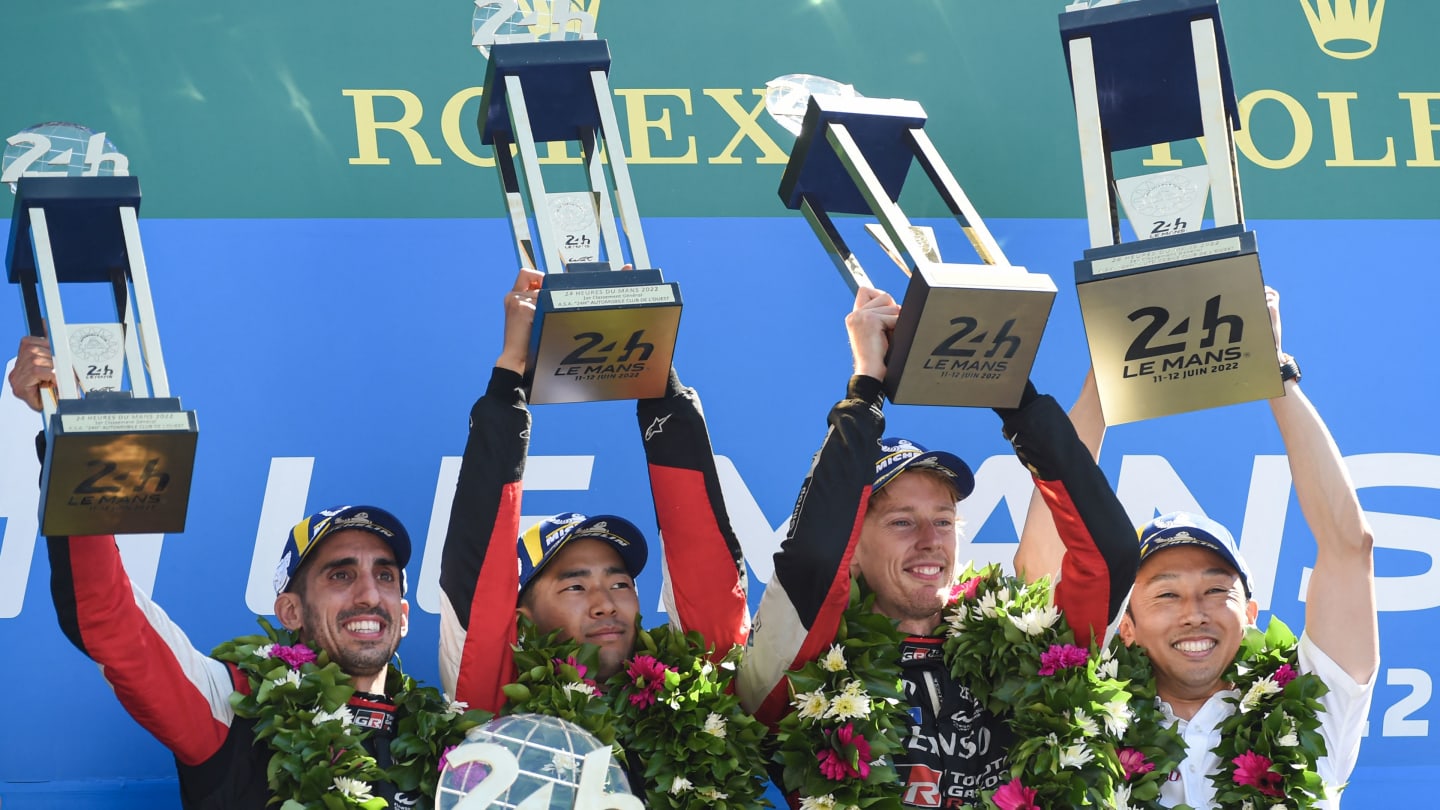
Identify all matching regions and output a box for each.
[517,512,648,593]
[1138,511,1252,597]
[873,437,975,500]
[273,505,412,595]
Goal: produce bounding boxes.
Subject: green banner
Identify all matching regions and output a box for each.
[3,1,1434,219]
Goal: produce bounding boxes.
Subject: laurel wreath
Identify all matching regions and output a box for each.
[1211,616,1330,809]
[211,617,492,810]
[939,563,1327,810]
[501,615,772,809]
[772,579,912,810]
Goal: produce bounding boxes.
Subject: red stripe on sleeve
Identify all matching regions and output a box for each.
[455,482,523,714]
[66,535,231,765]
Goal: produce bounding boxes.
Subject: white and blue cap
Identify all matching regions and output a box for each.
[517,512,649,593]
[273,505,412,595]
[873,437,975,500]
[1138,511,1252,597]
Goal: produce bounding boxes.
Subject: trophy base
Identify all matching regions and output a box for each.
[42,394,199,536]
[1075,227,1281,425]
[527,269,682,404]
[886,263,1056,408]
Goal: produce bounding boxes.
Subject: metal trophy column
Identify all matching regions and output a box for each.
[1062,0,1280,425]
[6,176,198,535]
[479,39,681,404]
[779,94,1056,408]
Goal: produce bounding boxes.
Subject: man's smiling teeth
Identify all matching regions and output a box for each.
[910,566,941,576]
[345,620,381,633]
[1173,639,1216,653]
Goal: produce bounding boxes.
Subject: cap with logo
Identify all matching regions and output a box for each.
[273,505,412,595]
[517,512,648,593]
[873,437,976,500]
[1137,510,1252,597]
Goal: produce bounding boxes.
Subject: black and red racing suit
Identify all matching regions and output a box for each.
[436,365,750,714]
[48,533,425,809]
[737,375,1138,808]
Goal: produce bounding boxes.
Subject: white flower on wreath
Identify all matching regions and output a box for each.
[799,795,837,810]
[1096,650,1119,680]
[703,711,728,738]
[1241,676,1283,713]
[793,690,829,721]
[1114,782,1133,810]
[1100,696,1132,737]
[820,644,847,673]
[976,590,1004,619]
[945,608,968,636]
[272,669,301,689]
[1072,707,1099,738]
[1276,714,1300,748]
[562,681,597,699]
[1008,604,1060,637]
[824,681,872,722]
[254,644,275,660]
[444,696,469,717]
[311,705,354,727]
[1058,742,1095,769]
[697,787,729,801]
[332,776,373,801]
[668,776,692,795]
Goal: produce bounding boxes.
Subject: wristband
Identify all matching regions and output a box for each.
[1279,355,1301,384]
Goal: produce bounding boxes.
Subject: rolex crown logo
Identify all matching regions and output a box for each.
[1299,0,1385,60]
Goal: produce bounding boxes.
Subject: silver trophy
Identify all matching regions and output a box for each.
[776,91,1056,408]
[5,129,198,535]
[1061,0,1280,424]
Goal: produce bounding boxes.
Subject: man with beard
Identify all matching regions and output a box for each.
[736,288,1139,807]
[10,340,435,809]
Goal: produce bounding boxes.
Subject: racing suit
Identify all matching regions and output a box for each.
[737,375,1138,808]
[437,365,749,712]
[48,534,425,809]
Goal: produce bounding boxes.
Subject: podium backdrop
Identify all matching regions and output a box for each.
[2,2,1437,806]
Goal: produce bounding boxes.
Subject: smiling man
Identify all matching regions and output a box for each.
[737,288,1139,808]
[1022,289,1377,808]
[9,339,437,808]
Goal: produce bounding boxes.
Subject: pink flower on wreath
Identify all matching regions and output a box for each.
[1118,747,1155,781]
[816,723,873,781]
[270,644,317,669]
[556,656,601,691]
[1232,750,1285,798]
[949,576,984,603]
[1273,663,1298,687]
[625,654,674,709]
[1037,643,1089,676]
[992,778,1039,810]
[816,750,850,781]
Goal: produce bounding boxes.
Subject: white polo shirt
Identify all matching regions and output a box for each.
[1157,632,1374,809]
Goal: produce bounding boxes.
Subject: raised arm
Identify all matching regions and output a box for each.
[10,338,238,766]
[1012,369,1106,583]
[736,288,894,723]
[637,369,750,651]
[1268,289,1377,683]
[437,270,537,709]
[995,375,1135,647]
